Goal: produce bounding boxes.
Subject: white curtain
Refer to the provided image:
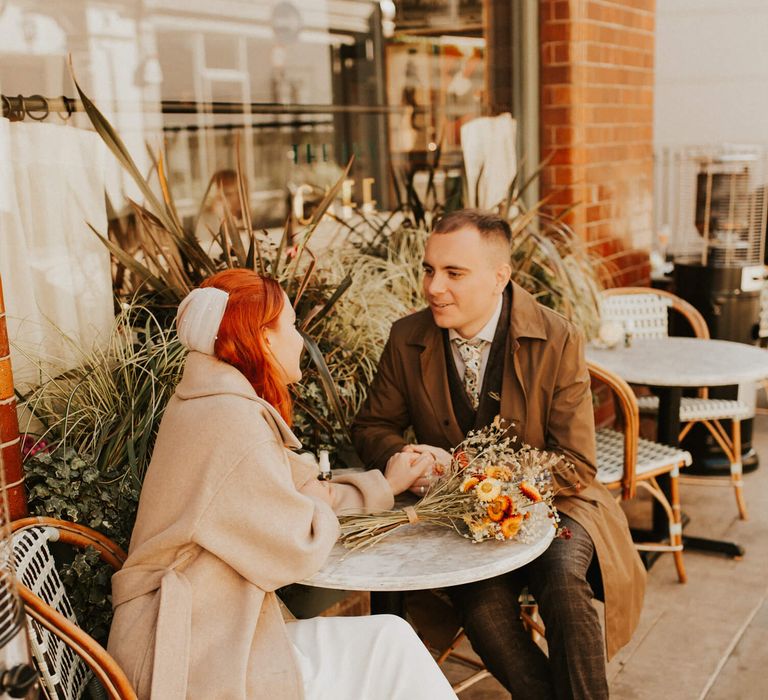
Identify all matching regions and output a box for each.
[0,118,114,392]
[461,112,518,210]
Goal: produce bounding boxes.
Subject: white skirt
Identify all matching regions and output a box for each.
[285,614,458,700]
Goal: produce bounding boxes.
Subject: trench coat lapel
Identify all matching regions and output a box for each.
[500,283,548,444]
[407,318,465,446]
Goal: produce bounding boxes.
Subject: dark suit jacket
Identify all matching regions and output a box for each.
[352,282,645,659]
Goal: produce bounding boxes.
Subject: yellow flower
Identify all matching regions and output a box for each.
[485,465,512,480]
[476,478,501,502]
[460,476,480,493]
[500,513,524,539]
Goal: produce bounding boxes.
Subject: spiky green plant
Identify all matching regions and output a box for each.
[20,305,184,482]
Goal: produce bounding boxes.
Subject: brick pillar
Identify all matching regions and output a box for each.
[539,0,655,282]
[0,275,28,520]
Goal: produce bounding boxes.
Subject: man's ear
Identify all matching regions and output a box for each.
[495,263,512,293]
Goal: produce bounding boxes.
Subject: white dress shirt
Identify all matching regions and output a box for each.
[448,294,504,383]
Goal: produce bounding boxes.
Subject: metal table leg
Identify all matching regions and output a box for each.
[370,591,405,617]
[654,386,744,559]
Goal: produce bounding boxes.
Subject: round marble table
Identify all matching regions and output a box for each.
[586,337,768,387]
[587,336,768,558]
[301,507,555,592]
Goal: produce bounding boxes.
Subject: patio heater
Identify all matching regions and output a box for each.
[667,146,768,473]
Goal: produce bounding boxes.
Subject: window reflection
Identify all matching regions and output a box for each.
[1,0,494,228]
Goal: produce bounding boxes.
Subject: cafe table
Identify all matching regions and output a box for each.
[587,336,768,557]
[301,503,555,615]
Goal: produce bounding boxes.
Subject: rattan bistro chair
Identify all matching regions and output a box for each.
[11,517,136,700]
[600,287,751,519]
[588,361,692,583]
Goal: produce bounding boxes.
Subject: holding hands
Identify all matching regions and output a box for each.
[384,444,452,496]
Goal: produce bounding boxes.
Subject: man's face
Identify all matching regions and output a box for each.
[422,226,511,339]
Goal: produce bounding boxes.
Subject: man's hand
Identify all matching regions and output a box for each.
[403,444,452,472]
[384,451,435,496]
[400,444,452,496]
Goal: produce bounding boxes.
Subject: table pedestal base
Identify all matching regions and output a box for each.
[371,591,405,617]
[682,535,744,558]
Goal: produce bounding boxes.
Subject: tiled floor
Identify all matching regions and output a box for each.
[434,414,768,699]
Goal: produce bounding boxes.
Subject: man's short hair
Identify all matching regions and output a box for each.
[432,209,512,250]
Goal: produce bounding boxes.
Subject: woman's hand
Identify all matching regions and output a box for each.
[300,477,334,508]
[384,451,435,496]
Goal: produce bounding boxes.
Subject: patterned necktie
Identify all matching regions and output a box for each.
[453,337,488,410]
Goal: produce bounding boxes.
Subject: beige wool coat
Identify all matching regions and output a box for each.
[107,351,394,700]
[352,282,646,660]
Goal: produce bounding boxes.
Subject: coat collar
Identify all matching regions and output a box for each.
[405,281,548,350]
[175,351,301,449]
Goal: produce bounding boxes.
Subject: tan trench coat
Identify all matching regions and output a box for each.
[352,282,646,659]
[107,351,394,700]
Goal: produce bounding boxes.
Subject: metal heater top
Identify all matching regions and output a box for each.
[660,145,768,268]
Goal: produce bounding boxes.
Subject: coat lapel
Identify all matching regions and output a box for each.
[500,283,548,444]
[407,315,465,446]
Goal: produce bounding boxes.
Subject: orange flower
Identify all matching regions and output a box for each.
[519,481,543,503]
[500,513,524,539]
[487,498,507,522]
[454,449,470,468]
[487,495,514,522]
[461,477,479,493]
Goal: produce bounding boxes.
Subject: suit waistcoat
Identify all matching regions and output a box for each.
[442,289,511,436]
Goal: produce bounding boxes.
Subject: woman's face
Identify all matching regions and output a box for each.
[264,292,304,384]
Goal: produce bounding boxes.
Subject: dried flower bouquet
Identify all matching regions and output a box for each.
[339,418,567,551]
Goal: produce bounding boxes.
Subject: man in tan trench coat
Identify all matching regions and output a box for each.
[352,209,646,700]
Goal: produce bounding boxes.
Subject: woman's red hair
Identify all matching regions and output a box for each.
[200,270,293,424]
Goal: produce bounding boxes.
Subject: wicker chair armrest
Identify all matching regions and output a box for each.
[588,360,640,498]
[18,584,136,700]
[11,517,127,571]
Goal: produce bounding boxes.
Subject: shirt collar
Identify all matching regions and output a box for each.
[448,294,504,344]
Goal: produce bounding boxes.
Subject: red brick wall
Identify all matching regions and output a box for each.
[539,0,655,284]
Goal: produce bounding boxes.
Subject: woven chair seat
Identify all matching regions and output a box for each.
[12,526,92,700]
[636,395,751,421]
[596,428,692,485]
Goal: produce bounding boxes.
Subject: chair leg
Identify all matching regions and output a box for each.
[635,475,687,584]
[667,469,687,583]
[434,628,492,695]
[521,603,545,644]
[700,418,748,520]
[730,420,748,520]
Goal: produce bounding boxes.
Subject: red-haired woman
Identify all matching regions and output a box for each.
[107,269,456,699]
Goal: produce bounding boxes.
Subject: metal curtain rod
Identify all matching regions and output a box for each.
[1,94,407,121]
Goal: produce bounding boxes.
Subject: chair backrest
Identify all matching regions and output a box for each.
[587,360,640,499]
[601,286,710,340]
[600,292,672,340]
[12,526,91,700]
